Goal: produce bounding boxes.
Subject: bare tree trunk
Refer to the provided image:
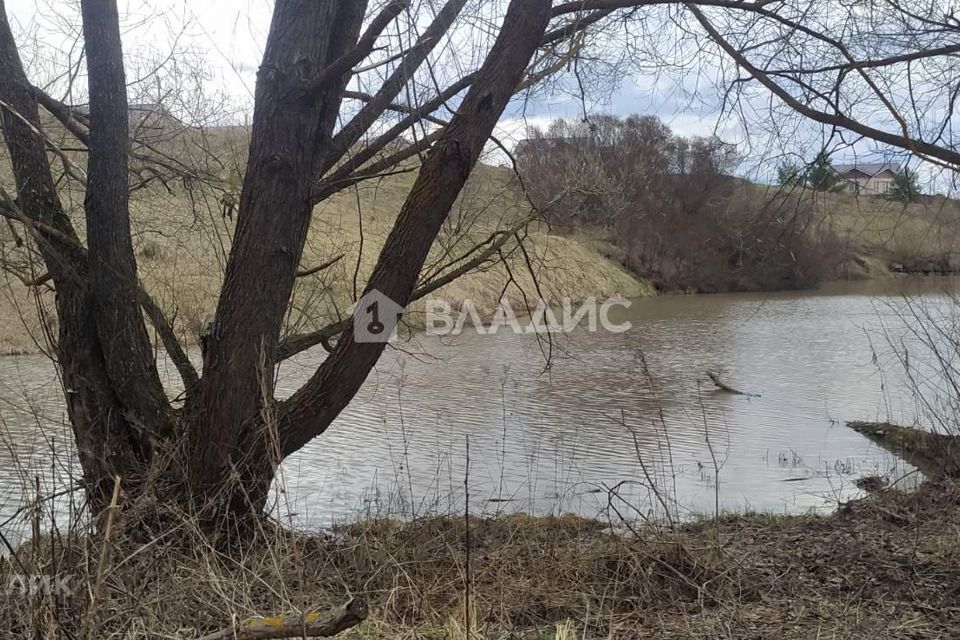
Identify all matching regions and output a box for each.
[0,1,148,513]
[185,1,370,515]
[80,0,173,437]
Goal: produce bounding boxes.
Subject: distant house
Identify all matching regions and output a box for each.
[127,103,178,128]
[831,163,901,195]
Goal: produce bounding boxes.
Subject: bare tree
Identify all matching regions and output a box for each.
[0,0,957,535]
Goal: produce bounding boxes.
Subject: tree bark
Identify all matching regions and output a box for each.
[80,0,173,439]
[0,1,151,513]
[185,1,370,513]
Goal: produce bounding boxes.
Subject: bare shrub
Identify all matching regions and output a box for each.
[518,115,849,292]
[137,239,163,262]
[885,290,960,436]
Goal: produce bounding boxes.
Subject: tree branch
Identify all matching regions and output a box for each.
[0,190,200,394]
[296,253,345,278]
[276,217,531,361]
[310,78,474,204]
[0,97,88,184]
[31,85,91,144]
[137,288,201,396]
[277,0,554,457]
[316,0,470,178]
[300,0,409,97]
[769,43,960,75]
[551,0,779,16]
[686,4,960,169]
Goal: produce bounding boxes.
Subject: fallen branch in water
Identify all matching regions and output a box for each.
[705,371,761,398]
[197,598,368,640]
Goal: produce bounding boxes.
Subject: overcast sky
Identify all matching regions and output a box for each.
[4,0,945,188]
[4,0,724,132]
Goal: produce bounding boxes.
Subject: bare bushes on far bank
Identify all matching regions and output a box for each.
[518,116,851,293]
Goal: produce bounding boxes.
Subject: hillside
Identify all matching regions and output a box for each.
[820,189,960,275]
[0,158,649,356]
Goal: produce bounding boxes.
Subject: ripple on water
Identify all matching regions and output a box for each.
[1,277,956,533]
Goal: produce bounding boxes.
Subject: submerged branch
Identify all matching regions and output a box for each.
[706,371,761,398]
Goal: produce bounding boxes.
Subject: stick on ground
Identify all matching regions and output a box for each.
[196,598,368,640]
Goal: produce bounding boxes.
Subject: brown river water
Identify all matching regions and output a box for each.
[1,276,957,539]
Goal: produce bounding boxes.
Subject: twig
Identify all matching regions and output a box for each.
[0,97,88,184]
[82,475,122,640]
[619,410,675,527]
[296,254,345,279]
[464,434,472,640]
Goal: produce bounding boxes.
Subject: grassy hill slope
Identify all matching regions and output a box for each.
[821,190,960,275]
[0,161,648,356]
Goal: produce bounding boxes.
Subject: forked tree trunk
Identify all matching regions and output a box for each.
[185,0,554,529]
[0,0,553,535]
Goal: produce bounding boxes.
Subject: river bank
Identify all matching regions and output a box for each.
[0,162,654,357]
[4,159,959,357]
[2,478,958,638]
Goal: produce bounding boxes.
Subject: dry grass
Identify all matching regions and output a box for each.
[0,157,647,357]
[743,184,960,279]
[0,283,53,356]
[4,128,960,358]
[812,190,960,273]
[3,121,960,357]
[3,481,959,638]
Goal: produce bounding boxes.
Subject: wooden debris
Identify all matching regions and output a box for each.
[197,598,368,640]
[705,371,761,398]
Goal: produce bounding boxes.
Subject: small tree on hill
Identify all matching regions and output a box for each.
[889,167,922,202]
[806,152,841,192]
[777,162,804,187]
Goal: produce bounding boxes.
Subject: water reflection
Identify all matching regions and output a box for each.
[1,276,957,538]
